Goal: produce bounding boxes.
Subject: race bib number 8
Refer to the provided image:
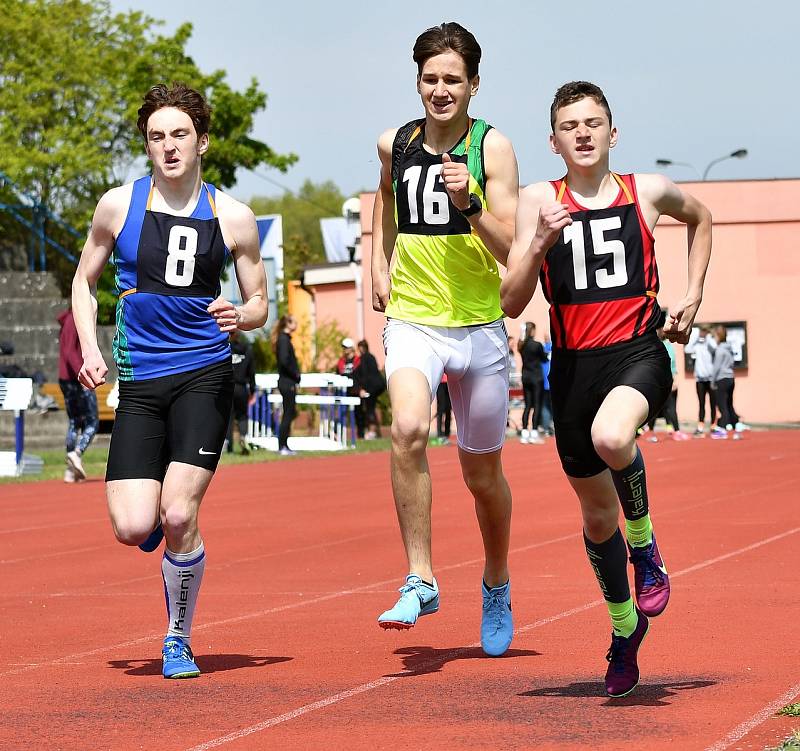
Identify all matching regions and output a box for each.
[164,225,198,287]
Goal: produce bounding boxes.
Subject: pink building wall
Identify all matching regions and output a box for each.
[313,281,361,346]
[350,179,800,424]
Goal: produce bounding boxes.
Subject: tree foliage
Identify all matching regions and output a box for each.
[0,0,296,293]
[250,180,347,285]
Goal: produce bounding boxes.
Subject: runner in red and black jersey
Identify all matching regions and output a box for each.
[501,82,712,697]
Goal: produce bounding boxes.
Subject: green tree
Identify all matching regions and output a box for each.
[250,180,347,286]
[0,0,296,308]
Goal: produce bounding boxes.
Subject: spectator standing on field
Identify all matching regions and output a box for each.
[227,329,257,454]
[57,307,99,482]
[517,322,547,444]
[337,337,365,439]
[685,325,717,435]
[356,339,386,439]
[711,325,741,439]
[274,315,301,455]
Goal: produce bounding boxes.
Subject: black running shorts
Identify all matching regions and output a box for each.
[550,334,671,478]
[106,359,234,481]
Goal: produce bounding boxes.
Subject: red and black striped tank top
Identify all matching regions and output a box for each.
[539,172,661,351]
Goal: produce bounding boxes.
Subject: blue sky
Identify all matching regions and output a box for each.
[109,0,794,202]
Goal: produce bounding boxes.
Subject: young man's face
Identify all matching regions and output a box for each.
[417,50,478,124]
[550,96,617,169]
[145,106,208,179]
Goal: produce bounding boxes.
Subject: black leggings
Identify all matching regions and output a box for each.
[696,380,716,424]
[715,378,737,429]
[226,383,250,449]
[648,389,679,431]
[436,381,451,438]
[278,377,297,450]
[522,379,543,431]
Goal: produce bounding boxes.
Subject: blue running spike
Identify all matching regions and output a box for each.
[481,580,513,657]
[378,575,439,629]
[162,636,200,679]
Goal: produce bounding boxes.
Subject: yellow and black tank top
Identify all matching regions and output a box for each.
[385,117,502,327]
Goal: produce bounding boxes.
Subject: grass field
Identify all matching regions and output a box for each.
[2,437,401,483]
[767,731,800,751]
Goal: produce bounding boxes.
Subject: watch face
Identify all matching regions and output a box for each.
[463,193,482,216]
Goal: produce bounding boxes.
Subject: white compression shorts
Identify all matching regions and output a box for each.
[383,318,510,453]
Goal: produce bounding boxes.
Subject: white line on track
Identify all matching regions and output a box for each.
[0,543,115,566]
[35,532,383,597]
[704,680,800,751]
[0,517,108,535]
[182,526,800,751]
[0,531,575,677]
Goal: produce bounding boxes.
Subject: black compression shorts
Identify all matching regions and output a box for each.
[550,334,671,478]
[106,359,233,482]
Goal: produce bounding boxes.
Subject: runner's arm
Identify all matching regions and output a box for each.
[463,129,519,266]
[500,182,570,318]
[71,189,125,388]
[211,198,268,332]
[639,173,712,344]
[371,129,397,312]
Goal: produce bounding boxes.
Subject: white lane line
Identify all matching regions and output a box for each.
[182,527,800,751]
[669,527,800,580]
[184,678,398,751]
[185,642,491,751]
[0,531,575,677]
[0,517,108,535]
[0,543,115,566]
[704,681,800,751]
[33,532,382,596]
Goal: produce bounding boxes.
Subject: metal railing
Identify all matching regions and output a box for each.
[0,170,81,271]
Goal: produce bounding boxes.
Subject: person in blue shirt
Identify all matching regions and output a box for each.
[71,83,267,679]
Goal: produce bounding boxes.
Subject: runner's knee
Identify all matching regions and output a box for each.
[163,502,197,540]
[110,516,154,546]
[591,424,634,465]
[391,412,430,453]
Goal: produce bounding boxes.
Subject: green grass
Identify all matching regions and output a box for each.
[765,730,800,751]
[779,705,800,718]
[0,437,398,484]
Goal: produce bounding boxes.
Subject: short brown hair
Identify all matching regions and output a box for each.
[550,81,612,132]
[137,83,211,140]
[413,22,481,79]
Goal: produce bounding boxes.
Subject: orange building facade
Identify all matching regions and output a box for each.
[295,179,800,425]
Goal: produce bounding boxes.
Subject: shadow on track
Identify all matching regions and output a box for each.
[519,678,717,707]
[107,653,293,676]
[385,645,541,678]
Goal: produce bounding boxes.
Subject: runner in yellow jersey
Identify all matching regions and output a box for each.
[371,22,520,656]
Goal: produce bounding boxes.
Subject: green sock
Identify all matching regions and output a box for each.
[625,513,653,548]
[607,598,638,638]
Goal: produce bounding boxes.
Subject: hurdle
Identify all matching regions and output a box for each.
[0,377,44,477]
[247,373,361,452]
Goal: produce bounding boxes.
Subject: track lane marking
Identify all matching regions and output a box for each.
[704,681,800,751]
[181,526,800,751]
[0,531,575,677]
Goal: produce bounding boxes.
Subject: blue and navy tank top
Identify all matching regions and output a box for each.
[111,175,231,381]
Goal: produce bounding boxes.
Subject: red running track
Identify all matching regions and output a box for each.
[1,431,799,750]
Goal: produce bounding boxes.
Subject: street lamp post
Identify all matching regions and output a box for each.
[655,149,748,180]
[655,159,701,179]
[702,149,748,180]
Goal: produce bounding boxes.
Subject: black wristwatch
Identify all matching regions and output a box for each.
[459,193,483,217]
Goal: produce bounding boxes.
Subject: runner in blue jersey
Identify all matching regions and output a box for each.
[72,84,268,679]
